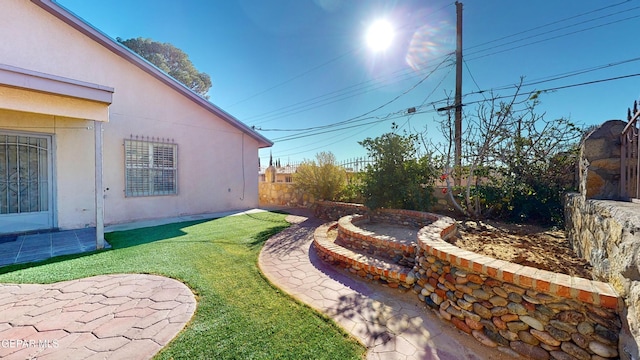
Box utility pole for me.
[454,1,463,186]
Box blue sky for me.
[57,0,640,166]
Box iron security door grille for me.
[0,135,49,214]
[125,138,177,197]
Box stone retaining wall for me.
[314,201,626,358]
[336,215,416,267]
[369,208,440,228]
[313,222,416,289]
[258,182,312,207]
[565,193,640,359]
[416,215,622,359]
[315,201,439,227]
[314,200,367,221]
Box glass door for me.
[0,133,53,233]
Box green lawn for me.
[0,211,365,360]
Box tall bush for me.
[359,132,437,211]
[293,152,347,201]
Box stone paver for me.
[259,208,515,360]
[0,274,196,360]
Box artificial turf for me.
[0,211,365,359]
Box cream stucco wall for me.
[0,109,96,229]
[0,1,262,229]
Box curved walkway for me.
[258,208,514,360]
[0,274,196,360]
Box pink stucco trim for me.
[0,63,114,104]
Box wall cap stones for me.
[417,215,622,310]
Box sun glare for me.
[366,19,394,52]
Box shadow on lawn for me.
[106,219,211,249]
[0,249,105,275]
[248,225,291,249]
[0,211,291,276]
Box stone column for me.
[580,120,626,200]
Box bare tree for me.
[424,78,581,224]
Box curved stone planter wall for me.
[336,214,417,266]
[418,215,621,359]
[314,222,416,288]
[312,202,624,359]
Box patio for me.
[0,228,107,267]
[0,209,275,268]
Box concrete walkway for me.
[0,273,196,360]
[258,208,514,360]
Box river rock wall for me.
[565,193,640,359]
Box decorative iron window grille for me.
[124,136,177,197]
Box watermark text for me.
[1,339,59,349]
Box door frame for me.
[0,130,56,234]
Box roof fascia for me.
[30,0,273,148]
[0,63,113,104]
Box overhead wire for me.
[464,55,640,98]
[242,2,458,124]
[250,1,636,126]
[246,51,454,125]
[270,71,640,145]
[258,53,453,133]
[260,1,640,158]
[466,10,640,61]
[466,0,631,51]
[460,72,640,110]
[396,65,454,133]
[463,59,486,100]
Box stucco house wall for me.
[0,0,270,231]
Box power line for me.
[257,53,453,133]
[465,56,640,97]
[226,48,359,108]
[259,2,640,158]
[270,121,383,159]
[461,72,640,109]
[466,10,640,61]
[245,52,454,125]
[246,2,638,126]
[233,2,458,117]
[463,59,486,101]
[466,0,631,51]
[272,109,434,142]
[269,71,640,144]
[250,0,636,125]
[396,65,454,133]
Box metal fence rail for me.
[260,156,375,174]
[621,101,640,200]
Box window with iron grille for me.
[124,138,177,197]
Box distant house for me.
[0,0,272,245]
[259,165,296,183]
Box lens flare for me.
[406,19,454,71]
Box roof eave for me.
[30,0,273,148]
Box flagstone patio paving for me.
[0,228,107,268]
[0,273,196,360]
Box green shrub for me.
[293,152,347,201]
[359,133,437,211]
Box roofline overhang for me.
[0,63,114,104]
[31,0,273,148]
